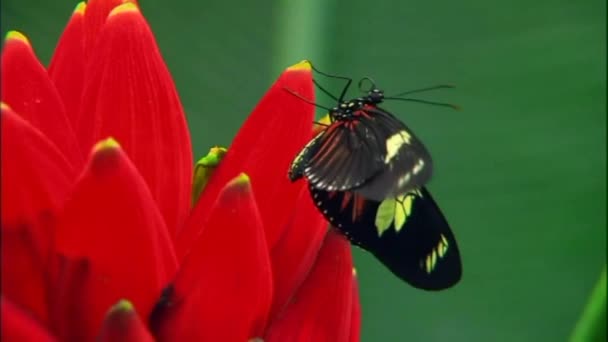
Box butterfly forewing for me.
[288,131,324,181]
[310,185,461,290]
[298,121,386,191]
[351,107,433,201]
[290,105,433,199]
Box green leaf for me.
[570,266,607,342]
[191,146,227,206]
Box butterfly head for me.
[366,88,384,104]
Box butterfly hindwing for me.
[310,185,461,290]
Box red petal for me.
[265,230,354,342]
[54,138,178,341]
[83,0,138,61]
[1,297,55,342]
[1,104,75,326]
[48,2,86,127]
[50,256,91,341]
[77,3,193,236]
[97,300,155,342]
[349,270,361,342]
[178,61,315,258]
[1,31,82,167]
[268,184,328,318]
[152,174,272,341]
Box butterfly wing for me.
[290,106,433,198]
[310,185,461,290]
[288,131,325,181]
[351,106,433,201]
[292,120,387,190]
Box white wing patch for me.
[423,234,450,274]
[384,130,411,164]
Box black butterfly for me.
[288,72,456,201]
[310,185,461,290]
[287,64,461,289]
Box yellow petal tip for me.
[228,173,251,189]
[93,137,121,152]
[74,2,86,15]
[5,31,30,45]
[110,299,134,313]
[109,2,139,17]
[287,60,312,71]
[313,114,332,134]
[0,102,11,111]
[352,267,358,276]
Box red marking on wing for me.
[357,107,374,119]
[339,192,354,211]
[350,194,367,222]
[311,124,342,166]
[346,120,361,130]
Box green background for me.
[2,0,605,340]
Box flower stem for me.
[570,265,606,342]
[271,0,336,77]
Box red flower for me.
[0,0,360,341]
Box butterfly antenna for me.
[358,77,377,93]
[337,78,352,103]
[384,97,461,110]
[309,61,352,82]
[389,84,455,98]
[308,61,353,102]
[313,79,339,102]
[283,87,333,111]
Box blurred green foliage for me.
[2,0,605,340]
[570,267,606,342]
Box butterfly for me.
[287,63,461,289]
[288,71,457,201]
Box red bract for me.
[0,0,361,341]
